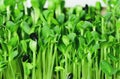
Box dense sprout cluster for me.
[0,0,120,79]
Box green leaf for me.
[8,34,19,47]
[107,53,118,62]
[85,31,93,44]
[76,21,84,31]
[68,33,76,42]
[4,0,15,6]
[78,36,86,46]
[6,21,18,32]
[9,50,18,61]
[108,35,115,42]
[93,43,99,50]
[17,1,24,10]
[58,43,66,54]
[116,19,120,28]
[82,21,93,29]
[0,15,3,25]
[20,21,31,34]
[56,13,65,24]
[55,66,64,71]
[0,61,7,72]
[95,1,102,10]
[75,6,82,14]
[42,24,51,38]
[31,0,46,9]
[23,62,33,75]
[91,31,100,41]
[6,21,15,27]
[31,8,40,24]
[51,18,59,25]
[53,25,60,34]
[0,43,7,52]
[68,14,76,22]
[29,39,37,52]
[14,9,23,21]
[100,60,114,76]
[90,43,100,53]
[0,0,5,11]
[20,40,27,53]
[62,35,70,46]
[43,10,52,20]
[103,12,112,21]
[31,0,40,8]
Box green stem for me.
[104,47,107,60]
[47,43,54,79]
[82,59,87,79]
[87,52,92,79]
[42,49,46,79]
[56,48,59,79]
[23,63,27,79]
[101,47,104,79]
[23,2,28,15]
[73,62,77,79]
[0,72,2,79]
[36,50,42,79]
[50,44,57,79]
[95,50,100,79]
[7,6,10,20]
[9,62,15,79]
[65,54,67,79]
[82,48,88,79]
[78,63,81,79]
[101,17,105,35]
[32,51,36,79]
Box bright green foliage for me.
[0,0,120,79]
[100,60,115,76]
